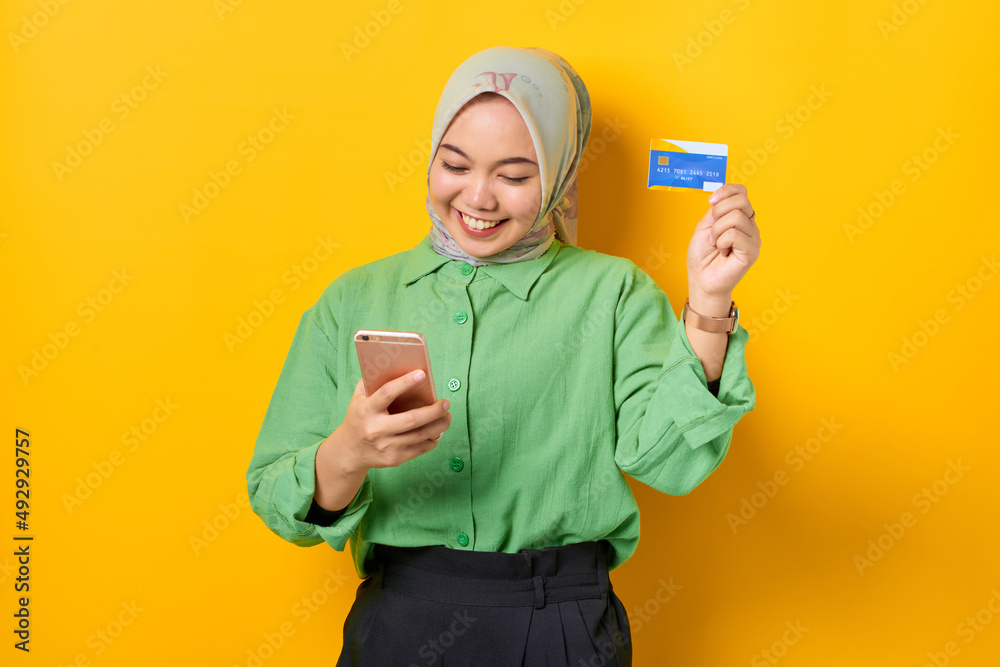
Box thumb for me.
[353,379,367,399]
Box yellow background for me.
[4,0,999,665]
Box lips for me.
[455,207,509,233]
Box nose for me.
[462,173,497,211]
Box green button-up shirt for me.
[247,235,755,579]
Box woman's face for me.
[428,95,543,259]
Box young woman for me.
[247,45,759,666]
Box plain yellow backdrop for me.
[4,0,999,665]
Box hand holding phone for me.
[354,330,437,414]
[324,330,450,473]
[314,330,450,511]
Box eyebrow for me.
[440,143,537,167]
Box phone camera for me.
[361,335,369,341]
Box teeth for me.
[460,211,503,230]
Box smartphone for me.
[354,330,437,414]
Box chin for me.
[458,238,511,259]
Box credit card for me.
[647,139,727,192]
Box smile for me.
[458,209,509,231]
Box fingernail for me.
[708,192,720,205]
[443,400,450,411]
[413,370,425,381]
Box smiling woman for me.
[428,92,543,256]
[247,45,759,667]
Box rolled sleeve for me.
[246,303,373,551]
[613,266,755,495]
[657,320,756,448]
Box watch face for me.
[732,306,739,333]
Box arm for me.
[302,427,369,527]
[613,267,755,495]
[684,289,734,383]
[685,184,761,382]
[246,307,373,549]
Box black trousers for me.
[336,540,632,666]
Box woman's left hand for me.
[686,184,761,307]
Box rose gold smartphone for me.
[354,330,436,415]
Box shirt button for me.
[460,263,474,276]
[447,378,461,391]
[457,532,469,547]
[453,311,468,325]
[450,456,464,472]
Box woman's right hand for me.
[313,370,451,512]
[336,370,452,474]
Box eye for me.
[440,161,466,173]
[501,175,530,185]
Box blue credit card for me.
[647,139,728,192]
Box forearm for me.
[684,288,732,383]
[313,427,368,512]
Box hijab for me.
[425,46,592,266]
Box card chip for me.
[658,156,670,165]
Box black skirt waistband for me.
[370,540,612,609]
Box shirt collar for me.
[402,234,563,301]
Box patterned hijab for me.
[425,46,592,266]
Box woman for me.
[247,45,759,665]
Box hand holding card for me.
[686,183,761,305]
[645,136,760,300]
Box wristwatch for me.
[683,299,739,334]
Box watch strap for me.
[683,299,738,334]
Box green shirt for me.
[247,235,755,579]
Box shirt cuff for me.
[657,322,755,448]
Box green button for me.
[450,456,464,472]
[460,263,474,276]
[447,378,461,391]
[454,311,468,325]
[457,532,469,547]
